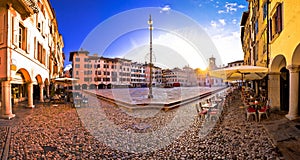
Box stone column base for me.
[27,105,35,108]
[285,114,300,120]
[1,113,16,120]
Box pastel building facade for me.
[162,66,198,87]
[0,0,64,119]
[241,0,300,120]
[70,51,132,89]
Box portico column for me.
[39,84,44,102]
[286,65,300,120]
[46,84,50,98]
[255,81,259,96]
[268,72,281,110]
[1,81,15,119]
[27,82,35,108]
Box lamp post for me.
[148,15,153,99]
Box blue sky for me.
[49,0,248,70]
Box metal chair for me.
[246,107,257,121]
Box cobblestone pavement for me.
[1,88,298,159]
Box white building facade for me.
[0,0,64,119]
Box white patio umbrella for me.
[54,77,79,85]
[209,65,269,81]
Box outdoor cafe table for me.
[202,103,218,109]
[215,98,223,103]
[246,101,261,110]
[74,97,82,107]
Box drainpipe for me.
[266,0,270,99]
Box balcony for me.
[1,0,39,19]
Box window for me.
[37,43,43,63]
[94,77,101,82]
[83,64,92,68]
[254,20,258,35]
[34,37,37,59]
[95,71,101,75]
[18,23,27,51]
[104,71,110,76]
[75,58,80,62]
[263,2,268,20]
[103,78,110,81]
[84,77,91,82]
[270,3,283,40]
[75,64,80,68]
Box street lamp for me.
[148,15,153,99]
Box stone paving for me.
[262,111,300,160]
[1,87,295,159]
[85,87,223,106]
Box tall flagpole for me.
[148,15,153,99]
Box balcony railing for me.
[23,0,39,13]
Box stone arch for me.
[89,84,96,89]
[82,84,88,89]
[268,55,288,111]
[44,78,49,86]
[292,43,300,65]
[16,68,32,82]
[270,54,287,72]
[34,75,44,100]
[288,43,300,119]
[35,75,43,84]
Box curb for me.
[2,126,11,160]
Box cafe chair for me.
[258,106,268,122]
[195,103,207,121]
[208,109,219,121]
[246,107,257,122]
[258,100,270,122]
[82,97,89,107]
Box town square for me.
[1,0,300,159]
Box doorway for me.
[280,67,289,111]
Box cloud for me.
[232,19,237,25]
[225,2,237,12]
[219,19,226,26]
[219,2,246,14]
[238,5,246,9]
[211,20,217,28]
[64,64,72,71]
[218,10,225,14]
[160,5,171,13]
[211,32,244,65]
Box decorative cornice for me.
[268,72,281,75]
[286,65,300,73]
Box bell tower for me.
[208,55,217,70]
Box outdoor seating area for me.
[41,89,89,108]
[241,87,270,122]
[195,88,234,122]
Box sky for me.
[49,0,248,70]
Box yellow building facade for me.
[0,0,64,119]
[241,0,300,120]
